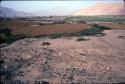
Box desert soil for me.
[1,30,125,84]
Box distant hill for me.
[73,3,125,16]
[0,6,33,17]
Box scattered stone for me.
[106,66,112,70]
[76,37,89,41]
[79,53,86,55]
[41,42,51,46]
[34,80,49,84]
[42,81,49,84]
[1,30,125,83]
[0,43,8,48]
[95,33,105,37]
[62,37,73,40]
[118,36,125,39]
[4,65,7,69]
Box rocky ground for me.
[1,30,125,84]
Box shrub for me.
[77,20,86,24]
[50,32,69,39]
[0,27,27,44]
[49,25,110,39]
[72,27,104,36]
[91,24,111,30]
[0,34,8,43]
[0,27,12,36]
[6,35,27,44]
[91,24,99,27]
[0,27,12,43]
[99,26,111,30]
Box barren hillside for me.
[0,6,33,17]
[74,3,125,16]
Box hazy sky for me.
[0,0,123,14]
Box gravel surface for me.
[1,30,125,84]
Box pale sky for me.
[0,0,124,15]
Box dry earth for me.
[0,21,91,36]
[1,30,125,84]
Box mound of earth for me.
[74,3,125,16]
[1,30,125,84]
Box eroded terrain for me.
[1,30,125,84]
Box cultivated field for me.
[0,21,91,36]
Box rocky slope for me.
[74,3,125,16]
[1,30,125,84]
[0,6,33,17]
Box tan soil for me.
[1,30,125,84]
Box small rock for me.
[118,36,125,39]
[25,54,32,59]
[41,42,51,46]
[80,53,86,55]
[76,37,89,41]
[4,65,7,69]
[106,66,111,70]
[42,81,49,84]
[0,43,8,48]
